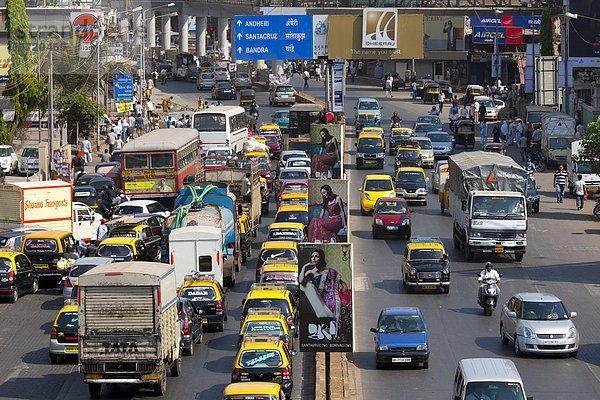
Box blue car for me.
[370,307,429,369]
[272,110,289,132]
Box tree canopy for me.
[578,117,600,174]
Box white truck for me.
[0,181,102,241]
[169,225,224,288]
[448,152,528,262]
[567,140,600,197]
[78,262,182,398]
[540,112,575,168]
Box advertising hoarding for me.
[424,16,465,51]
[332,60,344,113]
[472,26,524,44]
[313,15,328,58]
[307,179,348,243]
[298,243,353,352]
[568,0,600,61]
[309,124,342,180]
[362,8,397,49]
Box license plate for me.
[406,193,417,198]
[35,264,49,269]
[588,187,598,193]
[544,340,560,344]
[494,246,504,253]
[392,357,411,363]
[202,318,208,324]
[386,226,398,230]
[422,285,438,290]
[365,160,375,164]
[65,346,78,353]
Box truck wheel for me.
[242,252,247,263]
[170,357,182,376]
[88,383,101,398]
[515,253,524,262]
[452,229,460,249]
[184,342,193,356]
[154,370,167,395]
[31,278,39,294]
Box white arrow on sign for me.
[237,47,243,54]
[236,19,242,26]
[237,33,242,40]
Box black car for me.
[177,298,203,356]
[388,129,414,155]
[0,253,38,303]
[394,149,422,171]
[211,81,237,100]
[395,169,428,206]
[355,136,385,169]
[382,72,405,91]
[402,259,450,294]
[526,178,540,214]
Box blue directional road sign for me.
[234,15,313,61]
[113,73,134,103]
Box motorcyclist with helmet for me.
[390,112,401,128]
[428,105,440,116]
[98,185,116,217]
[478,261,501,308]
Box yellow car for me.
[0,250,38,303]
[232,335,294,395]
[242,283,297,336]
[238,308,292,350]
[49,302,79,364]
[275,204,308,227]
[267,222,305,242]
[22,230,78,281]
[259,124,282,137]
[278,191,308,209]
[96,236,161,262]
[243,150,270,165]
[256,240,298,282]
[402,237,450,293]
[179,274,227,332]
[362,126,385,136]
[286,136,311,153]
[359,174,396,215]
[395,167,428,206]
[260,260,299,295]
[223,382,286,400]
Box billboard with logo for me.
[362,8,397,49]
[472,26,524,44]
[70,12,103,43]
[568,0,600,60]
[424,16,465,51]
[313,15,328,58]
[309,124,342,179]
[328,15,423,60]
[307,179,348,243]
[298,243,353,352]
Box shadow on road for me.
[194,383,228,400]
[205,355,235,374]
[373,279,402,295]
[206,333,238,352]
[448,307,484,316]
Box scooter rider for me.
[390,112,401,128]
[478,261,501,300]
[98,185,116,216]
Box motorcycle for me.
[593,198,600,220]
[477,276,502,316]
[527,144,546,172]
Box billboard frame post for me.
[325,352,331,399]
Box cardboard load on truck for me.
[448,151,528,200]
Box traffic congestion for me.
[0,58,599,400]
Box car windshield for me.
[521,301,569,320]
[378,314,425,333]
[70,264,100,278]
[359,101,379,110]
[549,137,570,150]
[243,299,290,316]
[180,286,216,302]
[576,163,593,174]
[0,148,11,156]
[276,211,308,225]
[0,257,12,272]
[239,349,283,368]
[375,201,407,214]
[244,321,285,336]
[427,133,451,142]
[478,99,495,107]
[261,249,297,263]
[22,148,38,157]
[465,382,525,400]
[217,82,231,89]
[416,140,432,149]
[97,245,133,259]
[417,116,441,125]
[391,131,411,138]
[472,196,526,219]
[365,179,393,191]
[236,73,249,79]
[410,248,444,260]
[114,205,144,216]
[357,114,378,122]
[358,138,383,148]
[56,312,79,329]
[415,124,436,133]
[24,239,58,253]
[396,172,425,184]
[201,73,213,79]
[280,171,308,180]
[289,160,310,168]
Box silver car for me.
[500,292,579,357]
[425,131,453,159]
[197,72,216,90]
[61,257,113,299]
[18,146,39,175]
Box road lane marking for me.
[584,284,600,296]
[354,276,370,292]
[2,362,28,384]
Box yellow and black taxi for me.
[0,250,38,303]
[244,150,270,165]
[259,124,283,158]
[106,215,165,238]
[223,382,287,400]
[238,308,292,351]
[394,146,423,171]
[267,222,305,243]
[22,230,78,281]
[231,334,294,396]
[96,236,161,262]
[389,127,414,155]
[242,283,298,337]
[355,131,385,169]
[260,260,299,296]
[278,191,308,209]
[49,301,79,364]
[359,174,396,215]
[402,237,450,293]
[260,177,270,215]
[178,274,227,332]
[285,136,311,155]
[238,214,253,263]
[395,167,428,206]
[256,241,298,282]
[274,204,308,227]
[423,82,441,104]
[355,111,380,134]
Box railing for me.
[264,0,554,6]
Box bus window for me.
[150,153,174,169]
[194,114,226,131]
[124,154,148,170]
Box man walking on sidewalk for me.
[553,164,568,203]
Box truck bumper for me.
[468,239,527,254]
[84,377,157,384]
[406,281,450,287]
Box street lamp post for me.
[493,9,503,85]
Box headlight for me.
[357,153,365,158]
[364,193,372,201]
[416,344,428,351]
[567,327,577,339]
[416,188,427,194]
[401,219,410,226]
[378,345,388,351]
[523,327,535,339]
[409,268,417,275]
[396,188,407,195]
[376,153,385,158]
[375,218,383,225]
[442,267,449,274]
[515,232,527,239]
[471,231,482,238]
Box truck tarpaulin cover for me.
[541,113,576,136]
[448,152,528,199]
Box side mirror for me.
[570,311,577,318]
[380,107,383,110]
[357,188,362,192]
[536,186,541,190]
[291,350,298,356]
[527,397,534,400]
[461,200,467,211]
[506,311,517,319]
[242,298,246,306]
[370,327,378,333]
[353,106,357,109]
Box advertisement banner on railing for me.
[470,15,541,31]
[307,179,348,243]
[472,26,524,44]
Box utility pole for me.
[37,32,41,144]
[97,40,101,149]
[48,48,54,181]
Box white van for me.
[169,225,224,288]
[453,358,532,400]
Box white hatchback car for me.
[112,200,170,219]
[500,292,579,357]
[0,145,18,175]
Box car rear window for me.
[56,312,78,329]
[261,272,298,286]
[180,286,216,301]
[243,299,290,316]
[280,171,308,180]
[22,148,38,157]
[97,245,132,258]
[244,321,285,336]
[268,229,302,240]
[24,239,58,253]
[276,86,294,93]
[275,211,308,225]
[239,349,283,368]
[260,249,297,262]
[70,264,99,278]
[0,257,12,272]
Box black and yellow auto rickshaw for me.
[239,89,256,111]
[423,83,441,104]
[453,119,476,148]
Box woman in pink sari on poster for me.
[308,185,347,243]
[311,128,340,179]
